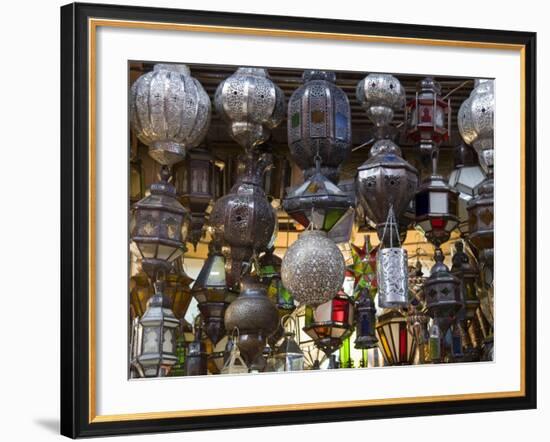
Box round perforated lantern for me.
[356,73,405,128]
[375,310,417,366]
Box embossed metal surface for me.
[356,73,405,128]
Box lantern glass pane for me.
[331,297,349,323]
[287,354,304,371]
[429,192,448,214]
[157,244,177,261]
[416,191,430,216]
[143,327,160,353]
[162,329,175,353]
[139,242,157,259]
[314,302,332,323]
[391,322,400,359]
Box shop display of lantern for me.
[192,243,238,345]
[281,230,345,306]
[174,146,217,247]
[224,276,279,366]
[132,280,180,378]
[354,288,378,349]
[131,166,191,279]
[287,70,351,183]
[272,317,305,372]
[302,291,355,358]
[130,63,211,166]
[208,150,276,289]
[406,77,450,161]
[448,143,486,234]
[283,163,355,231]
[375,309,417,366]
[214,67,285,150]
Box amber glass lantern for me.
[375,310,417,366]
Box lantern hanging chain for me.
[352,122,405,152]
[379,204,401,249]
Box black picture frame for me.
[60,2,537,438]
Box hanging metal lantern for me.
[283,164,355,231]
[415,174,459,247]
[192,243,238,345]
[131,166,191,279]
[281,230,345,306]
[288,70,351,183]
[375,309,417,366]
[451,240,480,324]
[130,63,211,166]
[170,319,195,377]
[347,235,378,295]
[132,280,180,377]
[356,73,405,129]
[184,325,208,376]
[354,288,378,349]
[448,143,486,234]
[424,248,462,335]
[356,139,419,242]
[406,77,450,159]
[458,79,494,175]
[215,67,285,150]
[376,207,409,308]
[174,146,217,248]
[208,150,276,289]
[272,317,305,372]
[224,276,279,366]
[467,177,494,252]
[303,291,354,358]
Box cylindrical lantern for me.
[133,280,180,377]
[130,63,211,166]
[288,70,351,183]
[375,310,417,366]
[215,67,285,150]
[130,166,191,279]
[281,230,345,306]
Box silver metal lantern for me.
[281,230,345,306]
[130,63,211,166]
[356,73,405,128]
[214,67,285,150]
[287,70,352,183]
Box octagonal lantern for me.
[356,73,405,128]
[288,70,351,183]
[130,63,211,166]
[215,67,285,150]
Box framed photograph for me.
[60,2,537,438]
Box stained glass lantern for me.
[303,291,354,358]
[355,288,378,349]
[287,70,351,183]
[131,166,191,279]
[174,146,216,248]
[130,63,211,166]
[192,243,238,345]
[424,248,462,335]
[375,309,417,366]
[133,280,180,377]
[259,251,295,317]
[214,67,285,150]
[406,77,450,160]
[283,165,355,232]
[415,174,459,247]
[448,143,486,234]
[224,276,279,366]
[170,319,194,377]
[208,150,276,289]
[185,325,208,376]
[281,230,345,306]
[273,317,305,372]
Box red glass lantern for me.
[375,310,417,365]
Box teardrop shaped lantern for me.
[215,67,285,150]
[130,63,211,166]
[281,230,345,306]
[288,70,351,183]
[356,73,405,128]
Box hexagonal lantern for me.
[288,70,351,183]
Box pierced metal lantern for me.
[215,67,285,150]
[283,166,355,231]
[375,310,417,366]
[224,276,279,366]
[130,63,211,166]
[424,248,462,334]
[133,280,180,377]
[303,291,354,357]
[288,70,351,183]
[131,167,191,279]
[467,177,494,252]
[192,244,238,345]
[356,73,405,128]
[174,147,217,248]
[208,150,276,289]
[356,139,419,242]
[281,230,345,306]
[415,174,459,247]
[355,288,378,349]
[448,143,486,234]
[458,80,494,175]
[406,77,450,159]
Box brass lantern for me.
[131,166,191,279]
[375,310,417,366]
[287,70,351,183]
[132,280,180,377]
